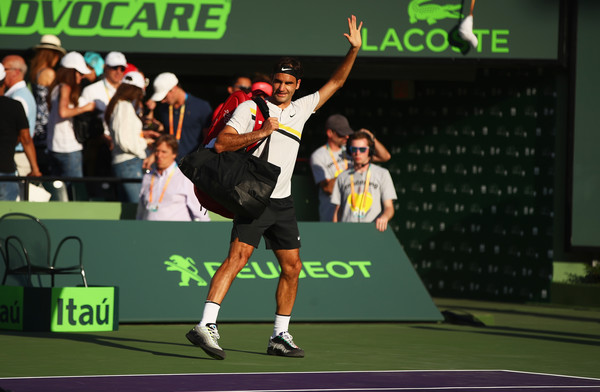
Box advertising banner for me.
[4,221,442,323]
[0,0,560,60]
[0,286,119,331]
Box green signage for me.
[13,221,442,323]
[0,0,231,39]
[164,256,373,285]
[0,0,560,59]
[0,286,118,332]
[50,287,118,332]
[0,286,24,331]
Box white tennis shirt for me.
[227,92,320,199]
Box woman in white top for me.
[46,51,95,179]
[104,71,159,202]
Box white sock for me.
[198,301,220,327]
[273,314,291,337]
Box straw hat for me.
[34,35,67,55]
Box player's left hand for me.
[344,15,363,49]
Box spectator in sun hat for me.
[104,71,160,203]
[28,34,66,173]
[45,52,95,190]
[34,34,67,55]
[80,51,129,179]
[150,72,212,162]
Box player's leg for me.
[263,197,305,357]
[206,238,255,304]
[187,211,267,359]
[273,248,302,316]
[186,239,255,360]
[267,247,304,357]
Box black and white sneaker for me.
[186,323,226,360]
[267,331,305,357]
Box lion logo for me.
[164,255,208,287]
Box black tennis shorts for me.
[231,196,301,250]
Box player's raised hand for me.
[344,15,363,49]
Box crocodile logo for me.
[408,0,463,25]
[164,255,208,287]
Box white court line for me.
[502,369,600,381]
[182,387,600,392]
[1,369,599,385]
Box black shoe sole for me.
[267,346,305,358]
[186,329,226,360]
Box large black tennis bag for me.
[179,138,280,220]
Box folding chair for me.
[0,212,88,287]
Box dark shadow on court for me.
[439,304,600,323]
[0,330,211,360]
[411,325,600,347]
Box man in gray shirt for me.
[331,130,397,232]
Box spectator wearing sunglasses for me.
[310,114,391,221]
[331,130,396,232]
[80,51,128,179]
[81,51,127,122]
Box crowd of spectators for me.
[1,35,395,229]
[0,35,215,219]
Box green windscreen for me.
[570,0,600,248]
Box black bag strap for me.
[252,96,270,120]
[247,96,271,159]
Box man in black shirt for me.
[0,63,41,200]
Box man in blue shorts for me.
[186,15,363,360]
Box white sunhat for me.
[34,34,66,55]
[122,71,146,91]
[150,72,178,101]
[60,51,91,74]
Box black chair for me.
[0,212,88,287]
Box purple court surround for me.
[1,370,600,392]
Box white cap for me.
[151,72,178,101]
[60,51,91,74]
[105,51,127,67]
[122,71,146,91]
[0,63,5,80]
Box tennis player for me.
[185,15,363,360]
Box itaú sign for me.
[0,0,231,39]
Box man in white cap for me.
[310,114,391,221]
[0,63,41,200]
[2,55,38,178]
[150,72,212,162]
[81,51,128,178]
[81,51,127,126]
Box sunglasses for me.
[108,65,126,72]
[349,146,369,154]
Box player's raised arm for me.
[316,15,363,111]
